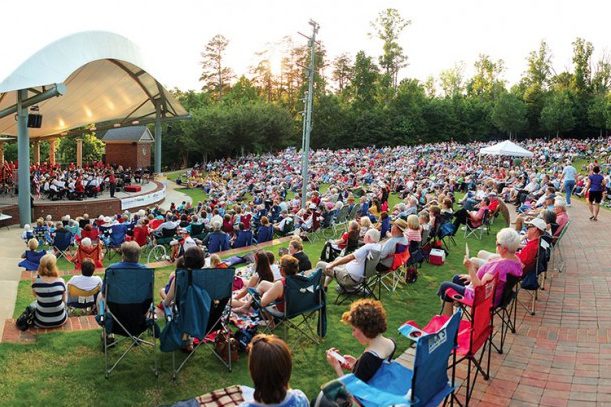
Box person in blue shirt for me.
[561,160,577,206]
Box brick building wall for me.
[105,143,151,170]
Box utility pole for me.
[300,19,319,209]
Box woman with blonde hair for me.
[31,254,67,328]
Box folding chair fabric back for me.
[109,224,128,247]
[104,267,154,336]
[335,206,350,225]
[105,267,154,304]
[190,223,206,237]
[470,278,496,353]
[234,230,252,248]
[498,274,520,309]
[180,267,235,333]
[53,230,72,251]
[284,268,324,319]
[412,310,462,406]
[68,283,101,308]
[76,244,103,268]
[363,250,382,280]
[390,243,410,270]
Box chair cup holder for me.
[452,294,464,300]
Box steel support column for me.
[17,90,31,226]
[154,101,162,174]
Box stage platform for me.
[0,180,167,224]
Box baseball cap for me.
[525,218,546,232]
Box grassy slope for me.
[2,192,498,407]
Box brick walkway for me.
[459,200,610,406]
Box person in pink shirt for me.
[437,228,523,314]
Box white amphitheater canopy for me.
[478,140,533,158]
[0,31,189,225]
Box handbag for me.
[214,334,239,363]
[16,305,36,331]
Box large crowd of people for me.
[15,135,610,406]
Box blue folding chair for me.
[18,249,46,271]
[254,268,326,349]
[162,267,235,379]
[52,229,73,261]
[97,266,157,378]
[233,230,253,248]
[337,310,462,407]
[106,223,129,260]
[256,225,274,243]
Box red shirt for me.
[517,237,539,274]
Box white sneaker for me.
[566,204,572,207]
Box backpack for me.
[404,265,418,284]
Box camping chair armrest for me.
[162,302,173,321]
[97,300,105,322]
[444,288,473,307]
[399,321,425,341]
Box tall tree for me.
[592,54,611,94]
[520,41,553,136]
[439,63,465,98]
[466,54,505,99]
[572,37,593,93]
[348,51,380,109]
[370,8,410,90]
[540,91,575,137]
[200,34,234,99]
[492,92,527,139]
[331,53,354,93]
[588,93,608,137]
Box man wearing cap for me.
[317,228,381,292]
[376,218,410,272]
[473,217,544,274]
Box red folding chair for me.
[404,278,496,406]
[377,243,410,295]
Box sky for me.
[1,0,610,92]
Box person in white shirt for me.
[67,259,103,293]
[317,229,381,291]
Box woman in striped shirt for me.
[31,254,67,328]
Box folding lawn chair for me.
[162,267,235,379]
[18,249,46,271]
[377,243,410,295]
[517,234,551,316]
[97,266,157,378]
[105,224,129,261]
[333,310,462,407]
[491,274,520,354]
[255,268,326,349]
[52,229,73,261]
[464,209,490,240]
[189,223,207,240]
[67,283,101,314]
[551,220,570,273]
[331,205,350,235]
[404,278,496,406]
[335,250,381,305]
[73,242,104,269]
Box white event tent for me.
[478,140,533,158]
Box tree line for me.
[7,9,610,168]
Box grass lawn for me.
[2,193,499,406]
